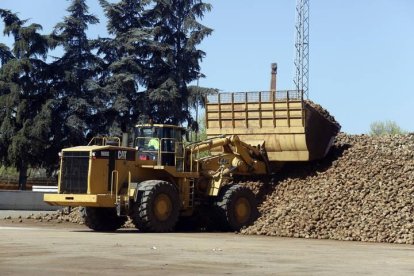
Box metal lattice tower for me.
[294,0,310,99]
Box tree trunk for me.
[18,162,28,190]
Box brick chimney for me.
[270,63,277,92]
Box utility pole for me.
[294,0,310,99]
[195,76,200,141]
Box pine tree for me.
[0,9,52,189]
[98,0,152,134]
[98,0,212,130]
[49,0,101,147]
[144,0,212,125]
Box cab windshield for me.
[134,126,185,148]
[133,126,186,167]
[136,127,157,139]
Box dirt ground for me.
[1,219,414,275]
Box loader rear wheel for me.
[131,180,180,232]
[84,207,126,232]
[215,184,259,231]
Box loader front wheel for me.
[131,180,180,232]
[84,207,126,232]
[215,185,259,231]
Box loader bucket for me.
[205,91,340,162]
[304,102,341,160]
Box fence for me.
[0,177,57,191]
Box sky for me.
[0,0,413,134]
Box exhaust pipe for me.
[122,133,128,147]
[270,63,277,92]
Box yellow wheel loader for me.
[45,124,270,232]
[45,89,340,232]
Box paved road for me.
[1,223,414,275]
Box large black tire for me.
[215,184,259,231]
[84,207,127,232]
[131,180,180,232]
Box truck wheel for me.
[131,180,180,232]
[84,207,126,232]
[215,184,259,231]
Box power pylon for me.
[294,0,310,99]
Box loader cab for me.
[134,124,186,167]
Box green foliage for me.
[0,166,18,177]
[369,120,406,136]
[144,0,213,126]
[49,0,101,146]
[191,115,207,142]
[0,9,52,188]
[0,2,214,186]
[187,85,218,132]
[98,0,213,133]
[0,43,13,65]
[97,0,151,134]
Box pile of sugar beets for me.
[242,103,414,244]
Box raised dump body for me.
[205,91,340,162]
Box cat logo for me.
[117,150,127,160]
